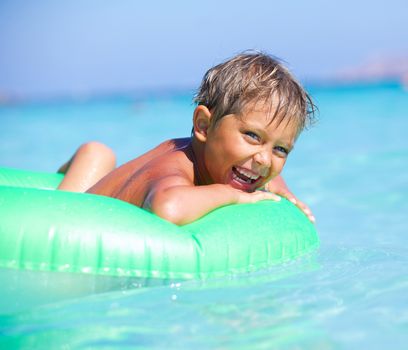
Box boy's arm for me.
[142,174,281,225]
[265,175,315,223]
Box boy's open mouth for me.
[232,166,261,184]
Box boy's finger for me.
[264,192,281,201]
[273,192,316,224]
[296,201,316,223]
[298,202,312,215]
[257,188,281,201]
[261,192,315,222]
[279,191,297,205]
[266,188,294,203]
[288,196,297,204]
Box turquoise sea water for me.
[0,82,407,349]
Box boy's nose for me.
[253,151,271,177]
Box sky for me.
[0,0,407,99]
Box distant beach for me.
[334,55,408,85]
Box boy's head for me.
[194,51,316,134]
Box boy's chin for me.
[228,176,260,193]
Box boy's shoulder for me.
[111,137,193,177]
[137,137,191,166]
[87,138,194,202]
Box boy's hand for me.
[264,176,316,223]
[235,189,282,204]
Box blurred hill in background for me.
[335,55,408,84]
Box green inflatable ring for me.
[0,167,319,280]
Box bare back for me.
[87,138,194,206]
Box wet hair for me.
[194,51,316,133]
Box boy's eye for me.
[274,146,289,157]
[244,131,261,142]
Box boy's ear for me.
[193,105,212,142]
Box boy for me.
[58,52,316,225]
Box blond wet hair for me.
[194,51,316,132]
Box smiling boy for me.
[58,52,316,225]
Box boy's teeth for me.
[232,167,260,184]
[236,167,258,180]
[233,172,250,184]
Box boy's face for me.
[201,107,298,192]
